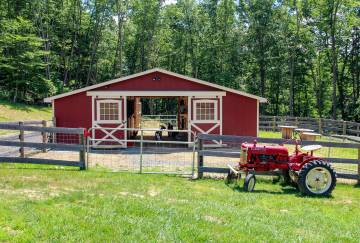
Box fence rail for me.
[0,123,85,169]
[260,115,360,137]
[197,133,360,183]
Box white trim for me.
[219,95,223,136]
[193,99,218,123]
[44,68,266,102]
[92,123,126,147]
[190,122,221,145]
[87,91,226,97]
[51,100,55,124]
[124,96,127,148]
[187,96,191,144]
[91,96,95,140]
[95,99,122,124]
[257,99,259,137]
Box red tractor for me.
[227,141,336,196]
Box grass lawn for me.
[0,100,51,122]
[0,166,359,242]
[0,100,52,135]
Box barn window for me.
[97,100,121,122]
[194,100,217,122]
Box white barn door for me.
[91,96,127,148]
[189,96,222,145]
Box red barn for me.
[44,68,266,146]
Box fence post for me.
[41,120,47,152]
[197,138,204,179]
[357,124,359,137]
[139,130,143,174]
[343,121,347,135]
[19,121,24,158]
[358,148,360,185]
[79,132,86,170]
[295,117,299,127]
[272,116,276,132]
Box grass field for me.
[0,100,51,122]
[0,166,359,242]
[0,100,52,135]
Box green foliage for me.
[0,0,358,120]
[0,17,55,103]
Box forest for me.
[0,0,359,120]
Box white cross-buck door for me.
[189,97,222,145]
[92,97,127,148]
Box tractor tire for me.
[298,160,336,196]
[281,170,298,188]
[243,174,256,192]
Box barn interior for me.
[126,96,189,142]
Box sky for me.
[164,0,177,5]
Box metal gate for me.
[86,127,196,175]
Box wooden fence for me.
[260,115,360,137]
[0,123,86,169]
[197,134,360,184]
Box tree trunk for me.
[330,0,340,119]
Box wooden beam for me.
[0,124,84,134]
[198,167,229,173]
[19,121,24,158]
[197,134,360,149]
[197,139,204,178]
[0,140,83,151]
[327,158,360,164]
[337,173,359,180]
[0,157,80,167]
[199,150,240,158]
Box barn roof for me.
[44,68,267,103]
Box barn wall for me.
[54,92,92,129]
[222,92,258,136]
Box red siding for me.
[93,71,220,91]
[222,92,258,136]
[54,92,92,129]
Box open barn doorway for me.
[126,96,189,142]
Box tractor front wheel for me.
[298,160,336,196]
[281,169,298,188]
[243,174,256,192]
[225,170,239,184]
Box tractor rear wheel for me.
[243,174,256,192]
[298,160,336,196]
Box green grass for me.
[0,166,359,242]
[0,100,51,135]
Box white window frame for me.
[96,99,122,124]
[193,99,218,123]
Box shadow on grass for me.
[225,181,335,198]
[228,183,298,195]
